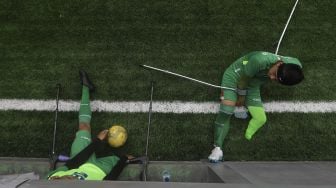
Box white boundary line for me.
[0,99,335,113]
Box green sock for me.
[79,86,92,124]
[214,104,234,148]
[245,106,267,140]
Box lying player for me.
[47,70,132,180]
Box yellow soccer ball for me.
[108,125,127,148]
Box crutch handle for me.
[58,155,70,162]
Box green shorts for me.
[245,88,263,107]
[221,74,263,108]
[71,130,120,174]
[245,78,264,107]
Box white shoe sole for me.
[208,157,223,163]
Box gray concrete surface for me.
[1,158,336,188]
[18,180,336,188]
[223,161,336,186]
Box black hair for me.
[277,64,304,86]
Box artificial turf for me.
[0,0,335,101]
[1,111,335,161]
[0,0,335,160]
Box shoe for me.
[79,70,95,92]
[208,146,223,163]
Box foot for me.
[79,70,95,92]
[208,146,223,163]
[245,130,253,140]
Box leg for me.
[245,106,266,140]
[78,84,92,130]
[209,89,237,162]
[70,71,95,158]
[214,102,235,148]
[78,70,95,128]
[245,87,266,140]
[70,130,92,158]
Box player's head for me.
[268,61,304,85]
[277,63,304,85]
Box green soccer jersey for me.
[49,163,106,180]
[222,51,302,90]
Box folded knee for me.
[248,106,267,125]
[253,114,267,125]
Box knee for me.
[248,106,267,125]
[252,113,267,125]
[219,100,235,114]
[79,123,91,131]
[221,99,236,107]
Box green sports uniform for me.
[214,51,302,148]
[47,86,120,180]
[48,130,120,180]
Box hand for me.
[236,95,246,107]
[126,155,135,160]
[97,129,108,141]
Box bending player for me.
[208,51,304,162]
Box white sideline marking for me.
[0,99,335,113]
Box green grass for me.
[1,111,335,161]
[0,0,335,101]
[0,0,335,160]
